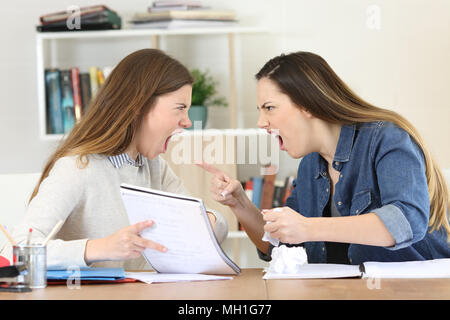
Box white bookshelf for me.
[35,26,267,141]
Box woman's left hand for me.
[262,207,310,244]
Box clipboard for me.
[120,183,240,275]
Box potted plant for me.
[188,69,227,130]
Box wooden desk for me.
[1,269,449,300]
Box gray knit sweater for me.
[1,154,228,270]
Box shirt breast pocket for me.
[350,190,372,215]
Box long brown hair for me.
[256,51,449,238]
[30,48,193,202]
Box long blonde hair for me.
[30,49,193,202]
[256,51,449,238]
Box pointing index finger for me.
[195,161,224,178]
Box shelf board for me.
[36,25,268,40]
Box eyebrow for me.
[257,101,273,110]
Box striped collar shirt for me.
[108,153,144,169]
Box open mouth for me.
[269,129,286,151]
[163,128,184,152]
[277,135,286,151]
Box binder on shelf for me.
[44,69,64,134]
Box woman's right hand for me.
[196,162,246,208]
[84,220,167,264]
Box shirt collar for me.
[314,124,356,178]
[108,153,144,169]
[333,124,356,162]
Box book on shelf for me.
[79,73,92,113]
[272,180,285,208]
[151,1,203,8]
[44,66,112,134]
[89,67,99,97]
[40,5,111,24]
[132,9,236,22]
[60,70,76,133]
[130,3,237,29]
[130,19,237,29]
[251,176,263,210]
[260,166,277,210]
[45,70,64,134]
[70,67,83,123]
[37,5,121,32]
[282,176,295,205]
[148,0,204,12]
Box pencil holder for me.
[13,244,47,288]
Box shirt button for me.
[349,258,353,264]
[335,161,339,166]
[340,174,343,178]
[326,188,329,192]
[322,247,325,252]
[338,201,343,206]
[355,209,359,214]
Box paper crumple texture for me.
[262,229,280,246]
[261,208,281,246]
[267,245,308,274]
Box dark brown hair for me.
[30,48,194,202]
[256,51,449,237]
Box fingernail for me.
[162,247,168,252]
[221,191,228,198]
[148,219,153,224]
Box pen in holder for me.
[13,244,47,289]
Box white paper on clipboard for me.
[120,183,240,275]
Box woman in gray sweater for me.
[1,49,227,270]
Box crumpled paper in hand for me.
[261,208,281,246]
[262,228,280,247]
[267,245,308,274]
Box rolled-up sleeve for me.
[371,124,430,250]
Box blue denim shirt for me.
[258,121,450,264]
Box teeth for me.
[171,128,184,135]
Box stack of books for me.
[37,5,121,32]
[45,66,113,134]
[238,166,296,231]
[129,0,237,29]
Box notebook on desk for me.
[120,183,240,275]
[263,258,450,279]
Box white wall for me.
[1,0,449,175]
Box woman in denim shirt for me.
[199,51,450,264]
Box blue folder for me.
[47,268,125,281]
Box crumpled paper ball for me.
[267,245,308,274]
